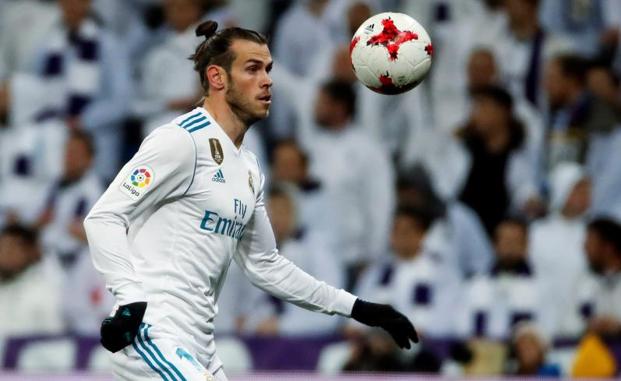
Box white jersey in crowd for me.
[41,170,103,261]
[0,257,64,336]
[353,252,460,338]
[454,264,551,340]
[84,108,356,375]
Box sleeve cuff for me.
[333,290,357,317]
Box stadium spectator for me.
[467,49,545,172]
[353,206,460,338]
[133,0,205,136]
[397,166,493,279]
[539,0,621,60]
[584,64,621,221]
[494,0,571,111]
[0,121,64,227]
[269,0,332,138]
[457,85,538,236]
[529,162,591,339]
[435,48,546,217]
[89,0,158,66]
[544,54,621,171]
[342,328,443,373]
[0,0,58,79]
[272,67,395,289]
[306,41,427,167]
[505,322,561,376]
[587,63,621,108]
[474,49,547,218]
[455,217,548,340]
[584,217,621,338]
[6,0,131,179]
[36,130,102,270]
[270,139,338,250]
[0,224,63,336]
[401,0,508,134]
[272,0,331,79]
[274,3,430,171]
[342,329,409,372]
[27,129,110,333]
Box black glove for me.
[100,302,147,353]
[351,299,419,349]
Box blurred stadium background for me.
[1,0,621,379]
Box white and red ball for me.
[350,12,432,95]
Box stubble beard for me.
[226,81,268,127]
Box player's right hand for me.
[350,298,419,349]
[100,302,147,353]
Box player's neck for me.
[202,98,247,148]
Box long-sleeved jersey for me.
[84,107,356,370]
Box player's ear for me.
[206,65,226,91]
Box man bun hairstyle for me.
[195,20,218,39]
[190,20,268,95]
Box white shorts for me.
[110,323,227,381]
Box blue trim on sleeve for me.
[178,112,202,127]
[187,120,211,133]
[182,116,207,129]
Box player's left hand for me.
[350,298,419,349]
[100,302,147,352]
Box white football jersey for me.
[84,107,356,371]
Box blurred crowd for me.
[1,0,621,377]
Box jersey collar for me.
[195,107,242,156]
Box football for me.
[350,12,433,95]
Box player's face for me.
[226,40,273,125]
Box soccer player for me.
[84,21,418,381]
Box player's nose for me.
[261,71,273,88]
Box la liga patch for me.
[119,165,154,200]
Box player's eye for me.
[246,65,259,73]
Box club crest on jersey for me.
[119,165,153,200]
[209,138,224,164]
[248,171,255,193]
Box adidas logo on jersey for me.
[212,169,225,183]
